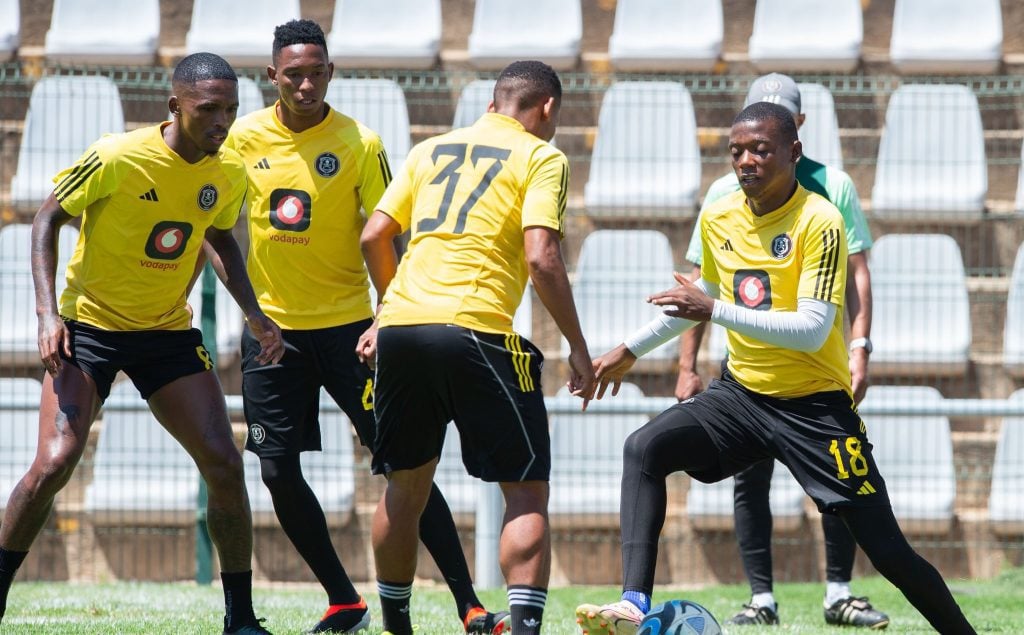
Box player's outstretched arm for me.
[524,226,596,407]
[31,194,74,376]
[592,344,637,401]
[676,266,707,400]
[204,226,284,364]
[357,210,402,367]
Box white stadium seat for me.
[44,0,159,64]
[860,386,956,534]
[607,0,722,72]
[467,0,581,71]
[244,388,356,524]
[566,230,678,363]
[0,378,43,512]
[748,0,862,72]
[687,461,805,531]
[452,79,496,130]
[187,276,245,365]
[1003,244,1024,378]
[871,84,987,220]
[10,75,125,210]
[186,0,300,67]
[584,81,701,217]
[796,83,844,171]
[0,223,80,365]
[890,0,1002,74]
[236,77,265,117]
[85,382,199,524]
[549,383,647,516]
[0,0,20,59]
[329,0,440,69]
[513,283,533,341]
[989,390,1024,535]
[869,234,971,376]
[325,79,411,174]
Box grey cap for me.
[743,73,801,116]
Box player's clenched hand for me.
[355,320,378,370]
[38,312,70,377]
[647,271,714,321]
[675,369,703,401]
[592,344,637,401]
[849,347,869,405]
[247,312,284,365]
[566,346,597,410]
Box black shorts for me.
[372,324,550,482]
[60,318,213,401]
[677,371,890,513]
[241,319,376,457]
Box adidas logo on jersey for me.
[720,239,733,251]
[139,188,159,202]
[856,481,877,495]
[254,158,271,170]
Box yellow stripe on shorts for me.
[504,333,534,392]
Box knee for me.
[258,457,302,494]
[29,452,80,494]
[622,428,647,468]
[197,444,245,492]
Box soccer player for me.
[0,53,283,634]
[219,19,507,634]
[359,60,596,635]
[575,102,975,635]
[676,74,884,628]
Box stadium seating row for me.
[0,0,1006,73]
[1,224,1020,381]
[4,75,1005,221]
[1,379,1020,534]
[573,231,1024,378]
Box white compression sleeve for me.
[623,278,720,358]
[710,297,836,352]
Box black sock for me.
[377,580,413,635]
[260,455,359,605]
[419,483,481,621]
[508,585,546,635]
[221,570,256,631]
[0,549,28,621]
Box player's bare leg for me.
[149,371,265,632]
[373,459,438,635]
[0,369,101,622]
[1,369,100,549]
[500,481,550,635]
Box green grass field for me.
[2,568,1021,633]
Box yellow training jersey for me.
[377,113,568,333]
[700,185,850,398]
[224,104,391,330]
[55,123,246,331]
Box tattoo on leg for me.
[55,405,80,435]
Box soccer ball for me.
[637,599,722,635]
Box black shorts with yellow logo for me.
[372,323,550,483]
[241,319,376,457]
[681,371,890,513]
[60,318,214,401]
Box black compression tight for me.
[260,454,360,605]
[838,506,975,634]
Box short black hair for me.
[273,19,328,60]
[493,60,562,111]
[172,52,237,85]
[733,101,798,145]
